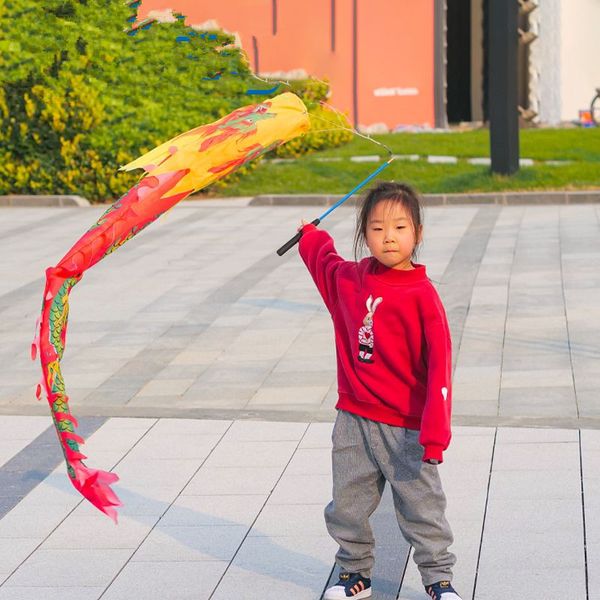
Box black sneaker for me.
[425,580,462,600]
[323,572,372,599]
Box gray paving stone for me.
[183,467,284,496]
[203,440,299,469]
[131,524,248,562]
[124,433,222,461]
[453,380,499,402]
[284,448,332,475]
[489,467,581,500]
[0,587,104,600]
[0,537,43,582]
[43,514,156,549]
[101,560,228,600]
[154,364,210,380]
[249,503,327,537]
[226,419,307,441]
[114,458,202,490]
[210,535,336,600]
[160,494,267,527]
[110,395,191,412]
[247,385,330,407]
[498,386,577,418]
[475,429,585,599]
[3,548,132,587]
[261,369,336,387]
[137,378,195,397]
[469,285,508,306]
[198,363,272,386]
[175,395,251,410]
[181,383,259,405]
[497,427,577,443]
[269,473,332,505]
[90,488,165,520]
[152,418,231,435]
[500,368,573,388]
[272,355,337,373]
[492,440,580,472]
[299,422,334,448]
[500,350,571,371]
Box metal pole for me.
[434,0,448,129]
[489,0,519,175]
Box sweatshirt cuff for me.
[423,444,444,463]
[301,223,318,234]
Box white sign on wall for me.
[373,87,419,97]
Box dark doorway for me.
[446,0,472,122]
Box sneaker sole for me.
[323,588,372,599]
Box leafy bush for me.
[0,0,351,201]
[272,79,353,158]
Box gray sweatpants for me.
[325,410,456,586]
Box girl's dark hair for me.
[353,181,423,261]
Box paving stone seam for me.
[577,430,591,599]
[497,207,526,418]
[97,420,235,599]
[470,428,498,600]
[558,206,582,419]
[398,549,412,598]
[0,416,107,521]
[205,423,311,600]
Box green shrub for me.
[0,0,351,201]
[270,78,353,158]
[273,102,353,158]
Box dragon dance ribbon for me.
[31,92,310,522]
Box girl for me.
[298,182,461,600]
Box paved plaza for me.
[0,200,599,599]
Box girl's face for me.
[365,200,422,270]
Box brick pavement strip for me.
[3,203,598,427]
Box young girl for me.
[298,182,461,600]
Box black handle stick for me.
[276,218,321,256]
[275,158,394,257]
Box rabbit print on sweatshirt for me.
[357,295,382,363]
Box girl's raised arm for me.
[298,224,345,314]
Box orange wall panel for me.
[137,0,435,128]
[357,0,435,127]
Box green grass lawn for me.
[219,128,600,196]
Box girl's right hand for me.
[298,219,308,232]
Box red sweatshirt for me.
[299,225,452,463]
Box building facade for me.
[138,0,600,128]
